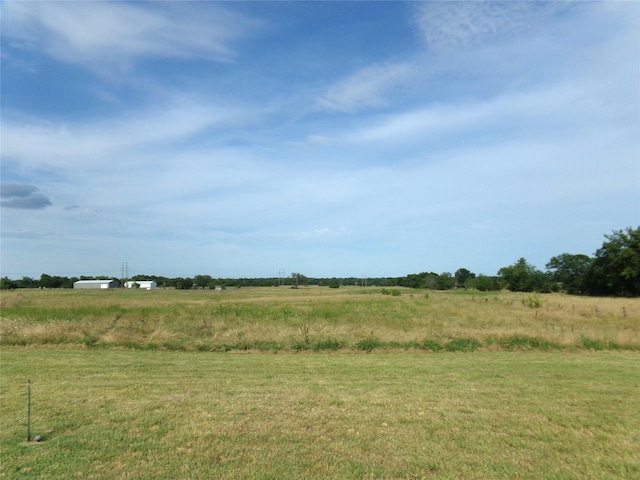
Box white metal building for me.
[73,279,120,289]
[124,280,157,290]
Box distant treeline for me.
[2,227,638,297]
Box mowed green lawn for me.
[1,348,638,479]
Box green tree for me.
[423,273,441,289]
[291,273,307,289]
[193,275,213,289]
[435,272,455,290]
[39,274,68,289]
[586,227,640,296]
[454,268,475,288]
[467,275,501,291]
[498,258,552,293]
[0,277,17,290]
[402,273,426,288]
[172,277,193,289]
[17,276,38,289]
[546,253,592,295]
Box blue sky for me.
[1,1,638,280]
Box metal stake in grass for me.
[27,380,31,442]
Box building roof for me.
[74,280,117,284]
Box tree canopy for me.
[586,227,640,296]
[546,253,592,295]
[498,258,553,293]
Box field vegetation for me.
[2,288,638,478]
[1,349,638,479]
[1,287,638,352]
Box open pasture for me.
[1,287,638,351]
[1,348,638,479]
[2,289,638,478]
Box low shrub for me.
[312,338,344,351]
[250,341,284,352]
[293,341,311,351]
[356,337,382,352]
[422,339,443,352]
[444,338,481,352]
[381,288,402,296]
[522,295,542,309]
[581,337,606,350]
[497,335,558,351]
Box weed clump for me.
[381,288,401,296]
[522,295,542,308]
[580,337,623,351]
[312,338,344,351]
[492,335,559,351]
[444,338,481,352]
[356,337,382,352]
[422,339,443,352]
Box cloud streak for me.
[1,183,52,210]
[1,99,258,171]
[3,1,260,71]
[416,1,574,52]
[318,62,415,113]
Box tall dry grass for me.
[1,287,638,351]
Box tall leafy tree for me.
[291,273,307,288]
[193,275,213,289]
[498,258,552,293]
[454,268,475,288]
[586,227,640,296]
[468,275,501,291]
[0,277,17,289]
[546,253,592,295]
[435,272,455,290]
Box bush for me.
[522,295,542,308]
[381,288,401,296]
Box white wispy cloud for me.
[2,100,257,170]
[416,1,574,52]
[318,62,415,113]
[344,84,582,147]
[3,1,260,70]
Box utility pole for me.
[121,262,128,287]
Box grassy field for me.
[1,288,639,478]
[1,348,639,479]
[1,287,638,352]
